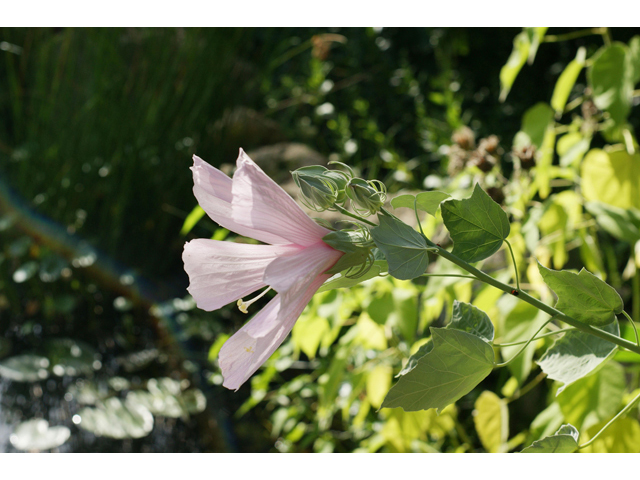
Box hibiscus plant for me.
[182,28,640,453]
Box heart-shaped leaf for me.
[441,184,510,263]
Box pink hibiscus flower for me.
[182,149,343,390]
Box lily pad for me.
[126,377,206,418]
[10,419,71,451]
[76,397,154,439]
[0,355,50,382]
[45,338,101,377]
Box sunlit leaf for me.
[441,184,510,263]
[557,361,625,430]
[585,202,640,244]
[513,102,555,149]
[391,191,451,216]
[0,355,50,382]
[10,419,71,451]
[551,47,586,115]
[370,214,429,280]
[581,417,640,453]
[538,262,623,326]
[474,391,508,453]
[557,131,591,168]
[538,321,619,394]
[628,36,640,84]
[448,300,494,343]
[366,364,392,409]
[180,205,206,236]
[77,397,154,439]
[499,28,548,102]
[588,43,633,126]
[521,424,579,453]
[382,328,494,412]
[581,147,640,210]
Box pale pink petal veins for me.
[247,242,342,337]
[231,149,331,247]
[219,274,329,390]
[191,155,291,245]
[182,239,301,311]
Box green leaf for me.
[551,47,586,115]
[521,424,579,453]
[538,262,623,326]
[499,28,548,102]
[44,338,101,377]
[538,320,619,393]
[397,341,433,376]
[180,205,206,236]
[581,147,640,210]
[628,36,640,85]
[441,184,510,263]
[588,43,633,126]
[448,300,494,343]
[557,361,625,430]
[585,202,640,244]
[474,391,509,453]
[557,131,591,168]
[514,102,555,149]
[499,297,548,384]
[126,378,206,418]
[370,214,430,280]
[382,328,494,412]
[391,191,451,216]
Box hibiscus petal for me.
[231,149,330,247]
[219,274,328,390]
[263,241,342,294]
[182,239,300,311]
[191,155,291,245]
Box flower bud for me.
[346,178,386,216]
[292,166,339,212]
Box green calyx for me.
[291,165,351,212]
[322,229,376,277]
[345,178,386,216]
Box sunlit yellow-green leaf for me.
[292,314,330,360]
[581,147,640,210]
[581,417,640,453]
[367,364,392,409]
[557,361,625,430]
[551,47,586,115]
[180,205,206,236]
[474,391,508,453]
[499,28,548,102]
[391,191,451,216]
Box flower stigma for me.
[237,286,273,314]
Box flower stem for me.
[542,27,607,43]
[424,239,640,355]
[333,204,378,227]
[493,327,575,347]
[494,319,552,368]
[621,310,640,348]
[578,389,640,450]
[505,239,520,292]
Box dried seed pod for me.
[452,126,476,150]
[486,186,505,205]
[513,144,536,170]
